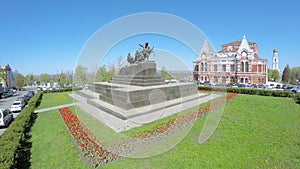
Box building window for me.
[230,76,235,83]
[214,76,218,83]
[241,62,244,72]
[222,76,226,83]
[214,65,218,72]
[230,65,235,72]
[245,78,248,83]
[245,62,249,72]
[201,76,204,81]
[201,62,204,72]
[222,65,226,72]
[194,64,199,71]
[258,78,261,83]
[205,63,208,72]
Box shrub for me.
[42,87,82,93]
[0,91,42,168]
[198,86,299,104]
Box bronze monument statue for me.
[127,42,154,64]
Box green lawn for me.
[36,92,75,110]
[30,94,300,168]
[29,109,90,169]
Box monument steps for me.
[86,92,210,120]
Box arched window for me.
[205,63,208,72]
[201,62,204,72]
[245,62,249,72]
[241,62,244,72]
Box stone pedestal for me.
[109,61,166,86]
[88,61,200,119]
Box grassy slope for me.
[30,94,300,168]
[104,95,300,169]
[29,109,89,169]
[36,92,75,110]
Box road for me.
[0,87,33,136]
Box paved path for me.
[34,103,77,113]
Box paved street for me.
[0,87,34,136]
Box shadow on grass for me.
[13,111,38,169]
[34,93,43,108]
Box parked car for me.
[23,95,30,102]
[11,101,26,112]
[25,91,34,98]
[28,91,35,96]
[0,108,13,127]
[1,93,9,99]
[16,96,28,105]
[19,87,26,91]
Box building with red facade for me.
[193,35,268,84]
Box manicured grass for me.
[29,109,89,169]
[36,92,75,110]
[30,94,300,168]
[103,95,300,168]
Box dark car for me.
[23,95,30,102]
[238,84,246,88]
[25,91,34,99]
[19,87,26,91]
[281,84,287,89]
[16,96,28,105]
[275,84,281,89]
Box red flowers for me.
[59,108,118,167]
[59,93,237,167]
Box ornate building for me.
[193,35,268,84]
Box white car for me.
[11,101,26,112]
[0,108,13,127]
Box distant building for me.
[193,35,268,84]
[0,64,14,89]
[272,48,279,72]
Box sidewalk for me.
[34,103,77,113]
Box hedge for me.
[42,87,82,93]
[0,91,42,168]
[198,86,299,103]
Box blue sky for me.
[0,0,299,75]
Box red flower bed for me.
[108,92,238,156]
[59,93,238,167]
[59,107,118,168]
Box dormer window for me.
[241,51,247,57]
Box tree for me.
[272,69,280,82]
[26,74,34,86]
[268,69,272,80]
[95,66,108,82]
[14,70,25,88]
[39,73,50,84]
[291,67,300,84]
[74,65,87,85]
[94,56,125,82]
[282,65,291,83]
[160,66,172,80]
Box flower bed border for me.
[59,92,238,167]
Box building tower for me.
[272,49,279,71]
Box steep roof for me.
[237,35,251,53]
[199,40,214,54]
